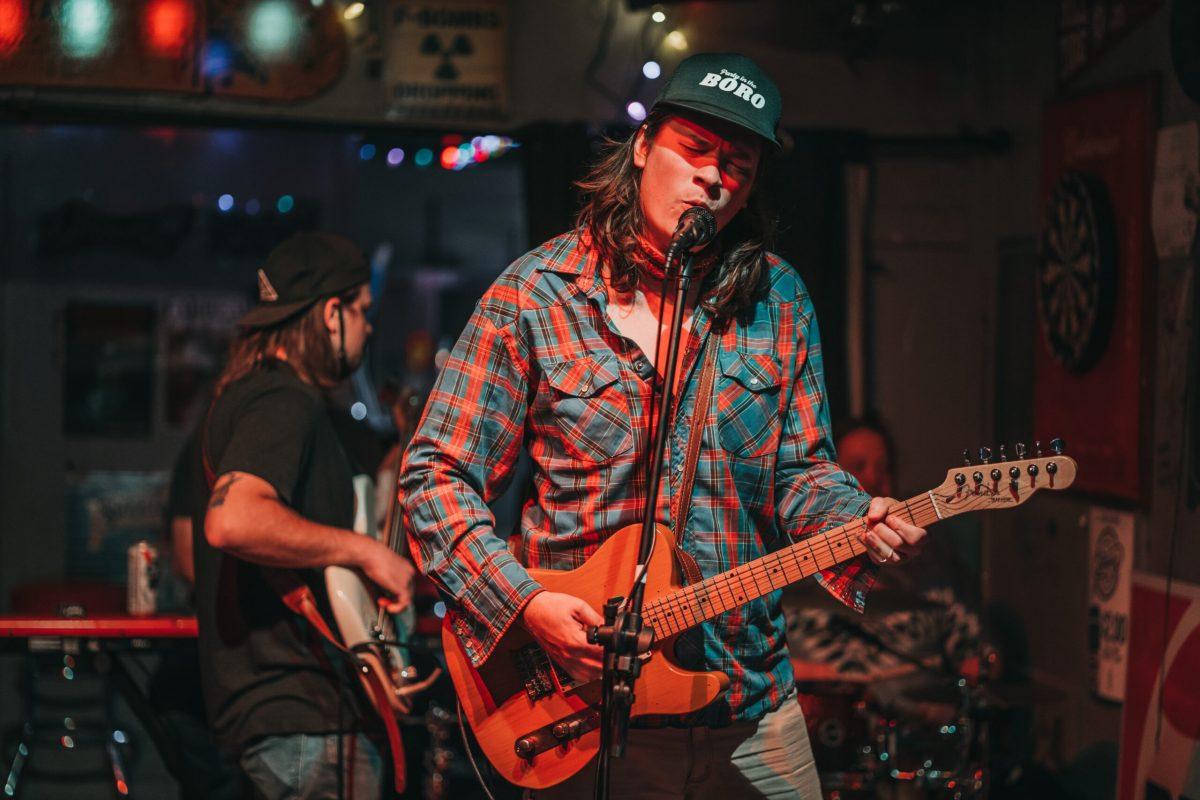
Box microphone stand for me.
[590,241,697,800]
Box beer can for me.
[127,541,159,615]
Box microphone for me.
[669,206,717,250]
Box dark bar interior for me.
[0,1,1195,799]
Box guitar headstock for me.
[931,438,1077,518]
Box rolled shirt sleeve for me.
[774,291,878,612]
[400,305,543,666]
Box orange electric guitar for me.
[443,446,1078,789]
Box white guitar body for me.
[326,474,429,714]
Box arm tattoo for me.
[208,473,243,509]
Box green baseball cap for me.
[651,52,782,149]
[238,232,369,329]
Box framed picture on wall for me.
[63,303,156,438]
[1035,77,1159,504]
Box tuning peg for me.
[979,446,992,465]
[999,444,1008,462]
[962,449,972,466]
[1034,440,1043,457]
[1015,442,1027,459]
[1050,437,1066,455]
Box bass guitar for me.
[443,447,1077,789]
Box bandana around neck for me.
[629,234,721,282]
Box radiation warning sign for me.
[386,0,508,122]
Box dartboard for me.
[1038,171,1117,372]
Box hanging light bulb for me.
[665,30,688,51]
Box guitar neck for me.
[643,492,944,638]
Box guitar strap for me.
[200,396,406,794]
[668,333,719,586]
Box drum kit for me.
[793,593,1062,800]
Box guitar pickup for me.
[513,709,601,760]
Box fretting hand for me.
[859,496,927,565]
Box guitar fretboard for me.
[642,494,944,638]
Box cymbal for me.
[982,681,1067,707]
[791,657,918,685]
[900,682,967,704]
[901,679,1066,707]
[859,590,943,615]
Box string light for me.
[386,147,404,166]
[626,101,646,122]
[342,1,363,20]
[247,0,302,60]
[143,0,193,57]
[0,0,27,56]
[651,8,666,23]
[665,29,687,50]
[61,0,114,58]
[642,60,660,80]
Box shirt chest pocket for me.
[544,353,634,462]
[716,350,782,458]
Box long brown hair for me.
[214,286,361,397]
[574,108,777,320]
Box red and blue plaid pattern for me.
[401,232,875,723]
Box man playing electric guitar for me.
[198,232,415,799]
[401,53,927,798]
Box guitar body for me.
[327,565,417,714]
[441,450,1078,790]
[443,523,729,789]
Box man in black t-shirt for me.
[197,232,414,799]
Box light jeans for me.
[239,732,383,800]
[528,692,821,799]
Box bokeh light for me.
[143,0,193,57]
[61,0,114,59]
[247,0,301,61]
[0,0,28,56]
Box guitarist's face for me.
[632,111,761,255]
[329,284,374,373]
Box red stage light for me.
[0,0,27,56]
[144,0,194,57]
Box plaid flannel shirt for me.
[401,231,875,724]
